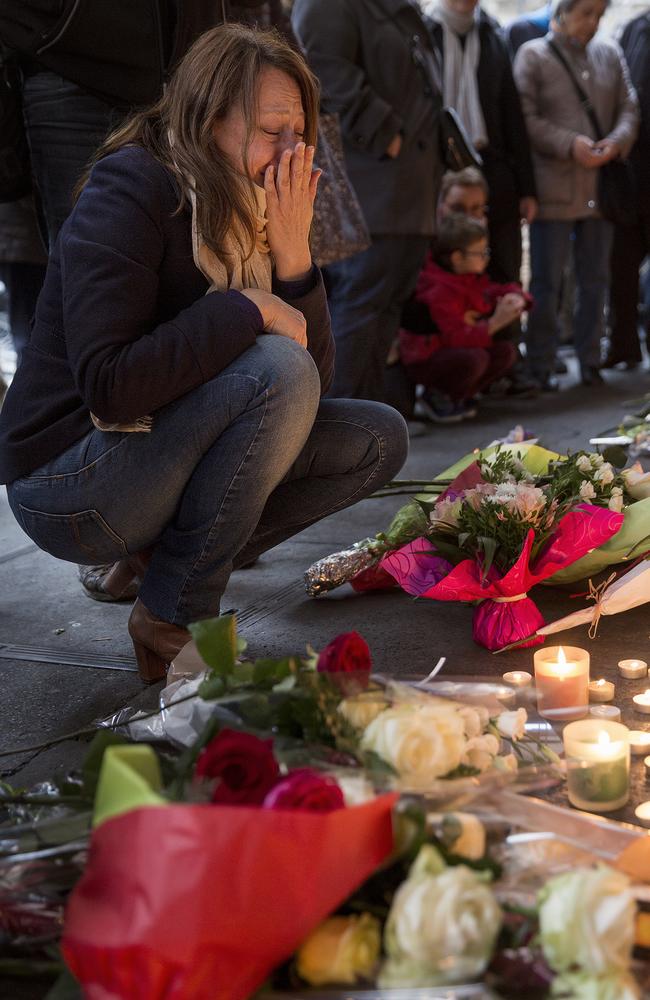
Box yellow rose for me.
[338,694,387,731]
[296,913,381,986]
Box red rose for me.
[263,769,345,812]
[316,631,372,693]
[350,563,399,592]
[194,728,280,805]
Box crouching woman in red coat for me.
[399,214,531,422]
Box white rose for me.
[496,708,527,741]
[576,455,592,473]
[457,704,488,738]
[539,866,637,976]
[441,812,486,860]
[609,490,624,512]
[579,480,596,501]
[361,702,466,789]
[591,453,605,468]
[380,847,502,987]
[493,753,518,773]
[462,733,499,772]
[551,971,640,1000]
[337,695,387,732]
[622,461,650,500]
[594,463,614,485]
[335,773,376,807]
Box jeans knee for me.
[366,401,409,479]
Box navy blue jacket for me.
[0,146,334,484]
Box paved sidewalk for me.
[2,354,649,788]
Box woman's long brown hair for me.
[76,23,319,262]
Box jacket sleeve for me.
[273,267,335,394]
[291,0,402,158]
[497,38,537,198]
[420,284,492,349]
[514,44,578,159]
[605,44,639,155]
[61,153,263,424]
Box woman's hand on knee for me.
[240,288,308,348]
[264,142,321,282]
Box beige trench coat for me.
[513,31,639,220]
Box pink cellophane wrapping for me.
[62,795,397,1000]
[381,537,453,596]
[384,507,624,651]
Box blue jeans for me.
[22,71,123,249]
[324,235,430,401]
[526,217,613,380]
[7,337,408,625]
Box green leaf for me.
[252,656,295,688]
[189,614,237,675]
[602,444,629,468]
[81,731,127,798]
[383,501,429,546]
[197,673,226,700]
[45,967,82,999]
[478,535,497,579]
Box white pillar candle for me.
[589,704,621,722]
[635,801,650,828]
[629,731,650,755]
[588,678,615,703]
[534,646,589,721]
[618,659,648,680]
[563,719,630,812]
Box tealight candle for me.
[563,719,630,812]
[635,802,650,828]
[502,670,533,689]
[589,704,621,722]
[534,645,589,721]
[644,756,650,780]
[619,659,648,680]
[634,690,650,715]
[629,731,650,755]
[589,678,615,703]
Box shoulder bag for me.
[547,39,636,227]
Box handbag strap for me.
[547,39,604,140]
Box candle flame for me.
[598,731,611,746]
[645,689,650,698]
[553,646,571,678]
[596,678,605,687]
[558,646,566,665]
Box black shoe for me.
[555,358,569,375]
[538,374,559,392]
[600,354,641,371]
[581,366,605,387]
[506,374,540,399]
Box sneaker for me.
[414,391,466,424]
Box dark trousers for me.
[405,340,517,401]
[324,234,430,401]
[22,71,124,249]
[608,213,650,364]
[0,261,47,362]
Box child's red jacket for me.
[399,257,533,367]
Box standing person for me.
[514,0,639,389]
[604,11,650,370]
[0,195,47,364]
[0,1,289,249]
[504,3,553,59]
[291,0,443,402]
[0,25,408,681]
[423,0,538,395]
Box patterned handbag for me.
[310,112,371,267]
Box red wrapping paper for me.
[386,506,624,651]
[62,795,397,1000]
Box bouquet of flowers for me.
[306,443,650,650]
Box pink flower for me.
[263,769,345,812]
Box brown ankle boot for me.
[128,598,191,683]
[79,547,154,603]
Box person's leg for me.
[474,341,518,393]
[573,218,613,378]
[21,71,123,248]
[325,235,429,401]
[526,220,572,383]
[408,348,489,401]
[0,261,47,362]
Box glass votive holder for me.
[534,645,589,721]
[563,719,630,813]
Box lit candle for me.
[629,731,650,755]
[618,659,648,680]
[644,756,650,781]
[589,704,621,722]
[588,678,615,703]
[633,690,650,715]
[534,645,589,721]
[502,670,533,689]
[635,802,650,828]
[563,719,630,812]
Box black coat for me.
[427,9,537,223]
[0,147,334,484]
[292,0,443,236]
[619,13,650,213]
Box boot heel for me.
[131,640,168,683]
